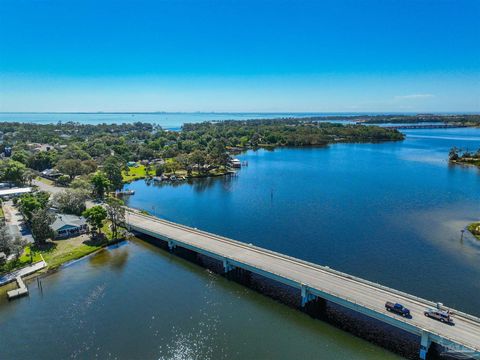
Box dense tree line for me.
[449,147,480,166]
[0,119,403,185]
[351,114,480,125]
[182,119,404,148]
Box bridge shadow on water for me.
[137,232,460,360]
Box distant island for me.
[335,114,480,125]
[224,114,480,125]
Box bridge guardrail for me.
[127,210,480,352]
[125,208,480,327]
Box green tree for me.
[82,206,107,236]
[449,147,460,161]
[175,154,191,174]
[144,163,153,178]
[56,174,71,186]
[10,236,27,259]
[52,189,89,216]
[31,208,54,245]
[106,197,125,240]
[90,172,111,199]
[11,149,30,165]
[60,145,91,161]
[18,192,50,221]
[0,225,27,259]
[166,159,179,175]
[28,151,57,171]
[56,159,84,180]
[103,157,123,191]
[71,177,93,192]
[81,159,98,175]
[155,163,165,176]
[23,169,37,186]
[207,140,229,167]
[0,224,12,255]
[0,159,26,185]
[189,150,207,173]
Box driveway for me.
[2,200,34,244]
[32,178,63,195]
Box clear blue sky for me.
[0,0,479,112]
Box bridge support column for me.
[301,284,315,307]
[223,259,235,274]
[419,331,431,360]
[167,240,176,252]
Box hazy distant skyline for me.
[1,0,479,113]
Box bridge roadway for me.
[125,209,480,359]
[383,124,467,130]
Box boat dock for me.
[0,258,47,300]
[7,276,28,300]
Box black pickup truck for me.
[385,302,411,317]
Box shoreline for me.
[0,237,128,291]
[467,223,480,241]
[450,159,480,168]
[122,137,406,184]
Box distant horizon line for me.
[1,111,479,115]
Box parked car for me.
[424,308,454,324]
[385,302,411,317]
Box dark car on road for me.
[385,302,411,317]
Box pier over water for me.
[125,208,480,360]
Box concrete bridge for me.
[124,208,480,359]
[383,124,468,130]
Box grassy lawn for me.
[467,222,480,240]
[40,221,116,270]
[35,176,54,185]
[0,246,43,274]
[0,205,4,219]
[1,222,118,275]
[122,161,230,183]
[39,236,103,270]
[122,164,155,182]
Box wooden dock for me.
[7,276,28,300]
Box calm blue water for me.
[125,127,480,315]
[1,126,479,359]
[0,241,399,359]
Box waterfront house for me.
[231,158,241,168]
[51,214,88,239]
